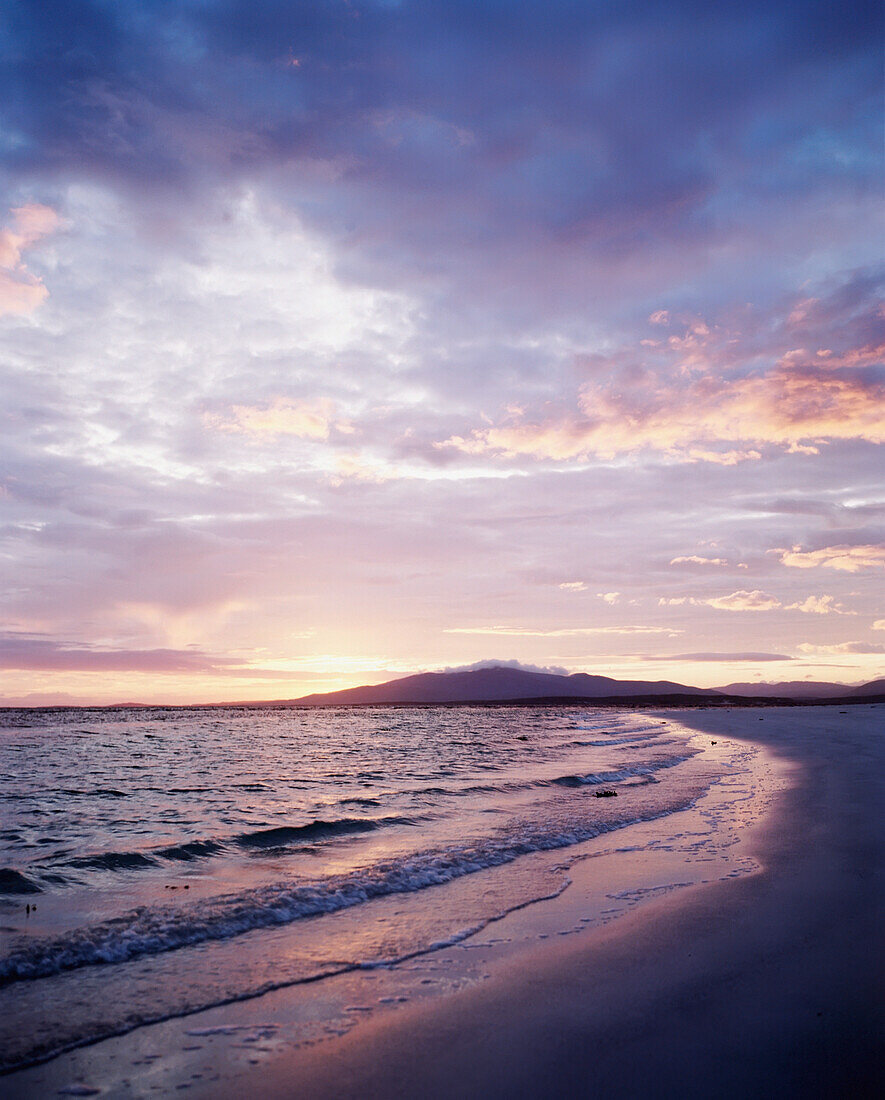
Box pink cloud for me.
[0,271,48,315]
[0,633,274,675]
[670,555,729,566]
[329,452,396,485]
[798,641,885,656]
[444,624,678,637]
[440,286,885,465]
[0,203,61,317]
[704,590,782,611]
[806,343,885,369]
[661,589,852,614]
[776,544,885,572]
[661,590,854,614]
[784,595,854,615]
[443,362,882,464]
[786,297,818,326]
[205,397,352,439]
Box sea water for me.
[0,704,744,1071]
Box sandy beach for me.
[6,704,882,1099]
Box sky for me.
[1,0,883,705]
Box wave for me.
[558,733,669,749]
[21,753,690,883]
[410,753,692,800]
[47,814,418,877]
[63,851,159,871]
[0,878,576,1075]
[0,787,696,986]
[550,760,684,787]
[573,721,663,734]
[154,840,225,862]
[0,868,41,895]
[233,816,413,849]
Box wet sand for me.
[7,705,883,1098]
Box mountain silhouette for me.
[291,665,717,705]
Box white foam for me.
[0,770,691,986]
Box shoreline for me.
[2,694,882,713]
[6,705,882,1097]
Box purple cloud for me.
[0,632,294,676]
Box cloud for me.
[440,659,569,676]
[798,641,885,656]
[704,590,782,611]
[558,581,587,591]
[329,452,397,485]
[0,203,60,316]
[670,555,728,566]
[784,595,854,615]
[440,270,885,466]
[812,344,885,369]
[444,625,680,637]
[873,620,885,631]
[2,0,878,320]
[0,632,258,675]
[663,652,793,662]
[743,496,885,531]
[0,203,58,267]
[775,544,885,572]
[205,397,351,440]
[597,591,621,604]
[661,590,851,614]
[442,347,883,465]
[660,591,783,611]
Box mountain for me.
[290,666,718,706]
[850,678,885,697]
[717,680,855,700]
[716,678,885,701]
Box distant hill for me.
[290,666,718,706]
[718,680,855,700]
[850,678,885,697]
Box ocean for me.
[0,704,757,1073]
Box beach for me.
[4,703,881,1098]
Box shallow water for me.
[0,704,732,1071]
